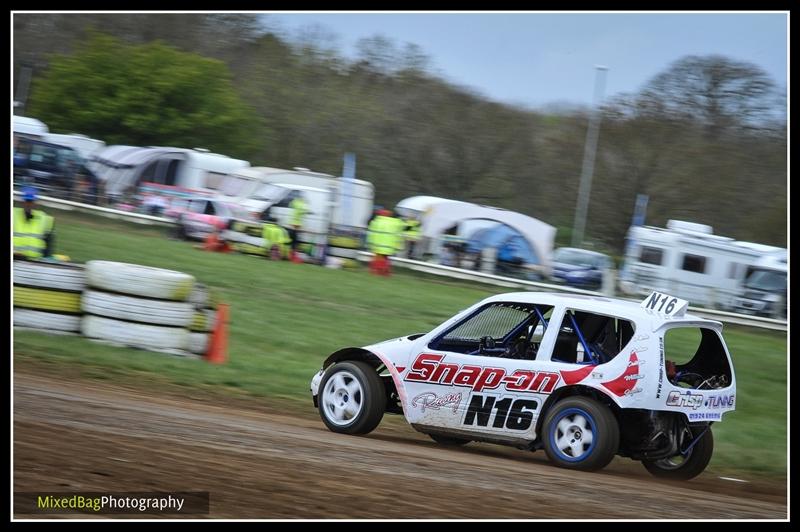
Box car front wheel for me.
[542,396,619,471]
[318,361,386,435]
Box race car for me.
[310,291,736,480]
[164,197,249,241]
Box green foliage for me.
[16,16,786,251]
[28,32,259,159]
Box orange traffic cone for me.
[205,303,229,364]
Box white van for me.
[13,115,48,139]
[218,166,374,260]
[245,183,334,236]
[217,166,374,229]
[619,220,785,310]
[733,252,787,319]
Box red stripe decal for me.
[601,352,639,397]
[559,364,595,385]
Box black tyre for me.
[642,425,714,480]
[542,396,619,471]
[318,361,386,435]
[429,434,471,446]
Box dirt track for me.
[13,372,787,519]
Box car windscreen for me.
[222,203,251,219]
[745,269,786,291]
[553,249,602,268]
[218,175,252,197]
[252,183,290,202]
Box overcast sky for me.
[263,12,788,110]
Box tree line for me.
[14,13,787,252]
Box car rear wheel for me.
[642,425,713,480]
[542,396,619,471]
[318,361,385,435]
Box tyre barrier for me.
[188,332,210,355]
[82,315,189,352]
[189,309,217,333]
[13,308,82,333]
[188,283,220,310]
[13,259,86,334]
[222,230,268,257]
[14,258,224,358]
[85,260,195,301]
[13,260,87,292]
[14,286,82,314]
[82,290,194,328]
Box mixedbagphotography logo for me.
[14,492,210,515]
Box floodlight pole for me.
[572,65,609,247]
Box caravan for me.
[89,146,250,203]
[620,220,785,310]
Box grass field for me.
[13,209,788,479]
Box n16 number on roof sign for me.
[641,292,689,317]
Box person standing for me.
[402,216,421,259]
[13,187,55,259]
[367,209,403,276]
[262,215,291,260]
[288,193,308,264]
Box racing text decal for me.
[411,392,462,413]
[405,354,560,394]
[463,395,538,430]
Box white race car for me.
[310,291,736,480]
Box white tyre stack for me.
[187,283,219,356]
[13,260,87,334]
[82,261,195,353]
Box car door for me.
[403,301,559,442]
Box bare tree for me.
[637,55,778,136]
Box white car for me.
[311,291,736,480]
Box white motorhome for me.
[620,220,785,310]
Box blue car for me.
[550,247,612,290]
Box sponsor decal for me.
[631,346,648,353]
[463,394,538,431]
[623,387,643,396]
[591,371,604,380]
[688,412,722,421]
[666,390,704,410]
[634,334,650,342]
[405,354,560,394]
[601,352,642,397]
[704,395,735,409]
[411,392,462,413]
[629,359,646,367]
